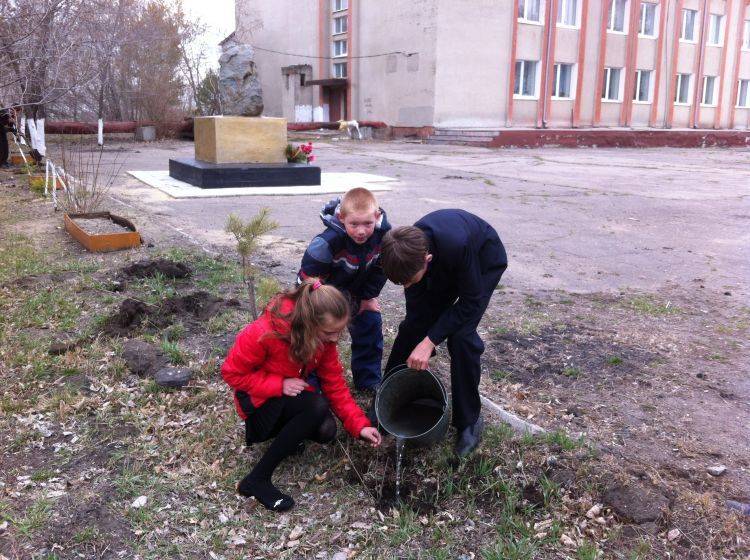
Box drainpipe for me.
[692,0,709,128]
[541,0,557,128]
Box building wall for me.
[236,0,750,130]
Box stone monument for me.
[169,43,320,188]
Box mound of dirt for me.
[121,339,168,377]
[121,258,192,279]
[603,481,671,524]
[101,299,152,337]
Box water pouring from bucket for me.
[375,365,450,501]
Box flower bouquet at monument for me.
[285,142,315,164]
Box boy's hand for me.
[406,337,435,371]
[282,378,309,397]
[358,298,380,314]
[360,427,382,447]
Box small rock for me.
[667,528,681,541]
[707,465,727,477]
[286,539,300,548]
[586,504,602,518]
[331,552,348,560]
[130,496,148,509]
[49,339,80,356]
[726,500,750,515]
[696,372,706,379]
[288,525,303,541]
[565,405,585,417]
[560,534,576,547]
[122,340,168,377]
[546,455,558,467]
[723,291,731,296]
[154,366,192,388]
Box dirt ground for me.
[0,138,748,559]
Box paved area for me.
[106,138,750,298]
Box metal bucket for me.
[375,366,450,447]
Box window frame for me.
[674,73,692,105]
[639,2,659,38]
[332,0,348,13]
[556,0,580,28]
[607,0,629,34]
[332,39,348,58]
[633,69,653,104]
[551,63,576,99]
[680,9,697,43]
[332,61,347,79]
[518,0,544,25]
[513,59,540,99]
[701,75,718,106]
[743,21,750,51]
[332,15,348,35]
[737,79,750,108]
[707,14,724,47]
[601,67,624,102]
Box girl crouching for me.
[221,278,382,511]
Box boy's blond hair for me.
[339,187,379,217]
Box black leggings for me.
[244,391,337,481]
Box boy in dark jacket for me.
[380,209,508,457]
[298,188,391,392]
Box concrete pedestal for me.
[169,158,321,188]
[193,116,287,164]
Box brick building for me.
[235,0,750,136]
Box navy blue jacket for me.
[415,209,507,345]
[298,199,392,301]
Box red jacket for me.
[221,297,370,438]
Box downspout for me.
[541,0,557,128]
[691,0,709,128]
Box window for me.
[514,60,539,97]
[557,0,578,27]
[675,73,691,104]
[552,63,574,98]
[332,0,347,12]
[602,67,622,101]
[681,9,697,41]
[333,15,347,35]
[333,62,347,78]
[518,0,542,23]
[608,0,628,33]
[639,3,658,37]
[332,39,347,58]
[744,21,750,50]
[708,14,723,46]
[702,76,717,105]
[737,79,750,107]
[633,70,652,102]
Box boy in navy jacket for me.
[298,188,391,391]
[380,209,507,457]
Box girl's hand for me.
[282,378,309,397]
[360,427,382,447]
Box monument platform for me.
[168,158,321,188]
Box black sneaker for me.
[455,416,484,458]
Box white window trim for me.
[551,63,577,99]
[332,39,347,58]
[633,69,654,104]
[743,21,750,51]
[332,0,348,14]
[518,0,545,25]
[332,16,347,36]
[607,0,630,34]
[513,60,541,100]
[680,9,698,43]
[602,67,624,102]
[674,73,693,106]
[556,0,581,29]
[638,2,659,39]
[332,61,347,79]
[736,79,750,108]
[706,14,724,47]
[701,76,719,106]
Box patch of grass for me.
[194,255,242,291]
[256,276,280,309]
[30,468,55,482]
[72,526,100,544]
[16,498,53,536]
[0,233,48,283]
[138,271,178,303]
[163,322,186,342]
[483,178,496,187]
[606,356,623,365]
[13,288,82,330]
[628,296,680,316]
[544,430,584,451]
[490,369,512,382]
[708,353,727,363]
[161,339,188,365]
[577,541,601,560]
[481,536,537,560]
[388,508,421,546]
[206,311,239,335]
[562,367,580,378]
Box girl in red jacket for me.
[222,278,382,511]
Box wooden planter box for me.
[64,212,141,252]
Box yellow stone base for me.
[194,116,288,164]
